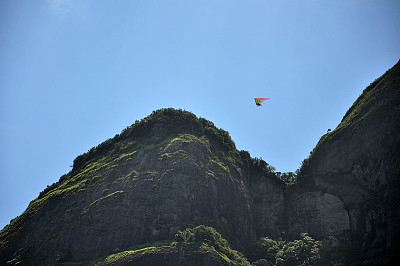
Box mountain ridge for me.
[1,60,399,265]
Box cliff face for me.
[289,60,400,262]
[0,61,399,265]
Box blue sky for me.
[1,0,399,230]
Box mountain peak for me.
[72,108,236,174]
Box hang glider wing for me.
[254,98,269,107]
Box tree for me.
[275,233,322,266]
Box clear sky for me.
[1,0,399,230]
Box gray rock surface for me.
[288,192,350,245]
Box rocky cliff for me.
[289,59,400,264]
[0,60,399,265]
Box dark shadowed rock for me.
[288,192,350,245]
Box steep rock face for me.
[291,60,400,262]
[288,192,350,245]
[0,109,285,265]
[248,174,287,239]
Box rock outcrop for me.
[289,59,400,264]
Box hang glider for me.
[254,98,269,107]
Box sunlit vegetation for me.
[250,233,365,266]
[275,171,298,185]
[251,233,322,265]
[35,108,290,207]
[95,226,250,265]
[97,227,359,266]
[174,225,250,265]
[104,247,158,264]
[72,108,237,173]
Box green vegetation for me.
[71,108,237,174]
[104,247,158,263]
[34,108,244,208]
[275,233,322,265]
[161,150,187,160]
[120,170,139,181]
[174,225,250,265]
[239,151,276,176]
[331,73,386,138]
[275,171,298,186]
[250,234,363,265]
[33,108,284,211]
[206,170,217,179]
[210,157,230,173]
[251,233,322,266]
[165,133,209,150]
[236,149,296,186]
[82,191,125,214]
[66,240,174,265]
[93,226,250,265]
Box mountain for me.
[0,108,286,265]
[289,59,400,264]
[1,60,399,265]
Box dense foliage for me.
[251,233,322,266]
[174,225,250,265]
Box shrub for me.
[275,233,322,266]
[251,233,322,266]
[174,225,249,265]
